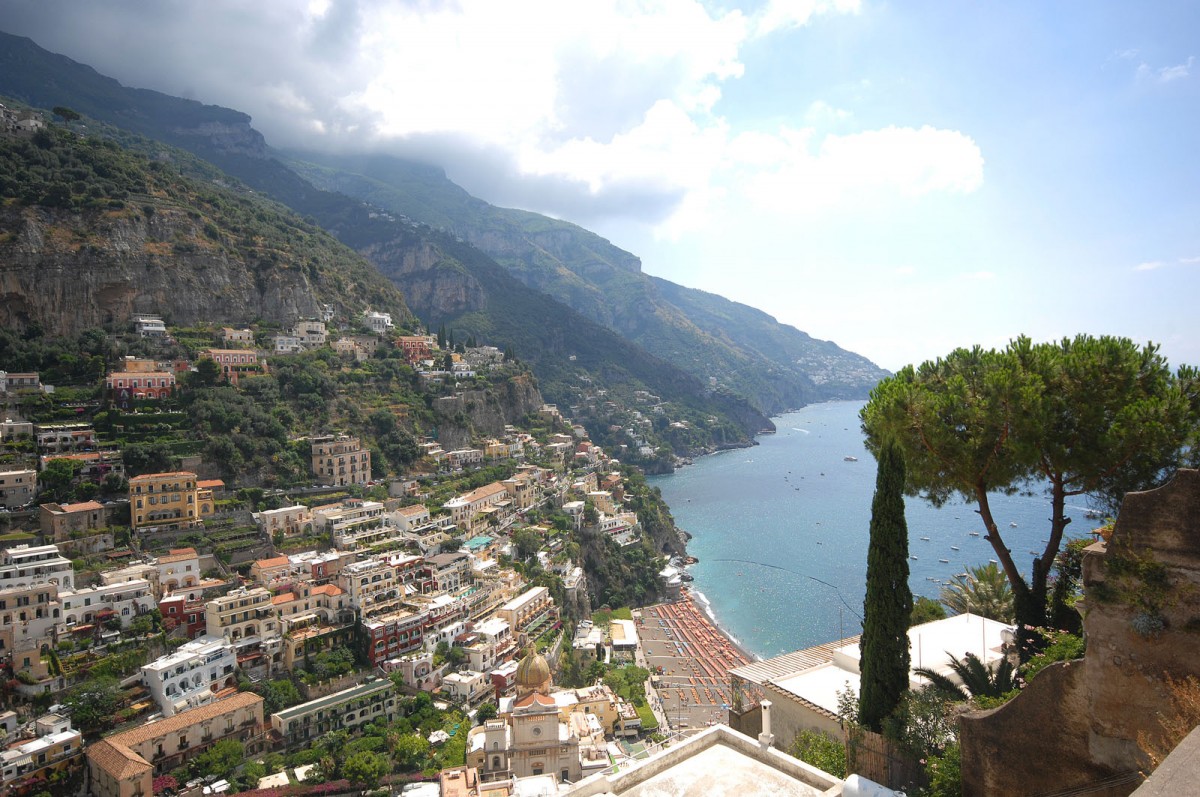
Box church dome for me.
[514,648,551,695]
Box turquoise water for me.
[648,400,1103,659]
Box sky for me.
[3,0,1198,371]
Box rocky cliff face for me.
[360,236,487,321]
[172,120,269,159]
[431,372,542,449]
[1,204,319,336]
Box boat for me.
[1010,522,1018,527]
[910,555,918,560]
[844,456,858,462]
[969,531,980,537]
[920,536,930,541]
[939,559,950,563]
[989,559,998,564]
[950,546,960,551]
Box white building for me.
[442,670,491,705]
[156,548,201,596]
[729,613,1014,744]
[464,617,512,673]
[133,315,167,338]
[313,499,392,550]
[0,544,74,591]
[58,579,155,634]
[273,334,304,354]
[364,311,394,334]
[140,636,239,716]
[0,713,81,791]
[253,505,312,538]
[339,557,402,620]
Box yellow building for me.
[129,472,214,531]
[87,692,264,797]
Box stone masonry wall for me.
[960,469,1200,797]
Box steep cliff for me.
[0,125,410,335]
[0,36,773,455]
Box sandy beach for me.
[635,589,753,732]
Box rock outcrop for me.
[431,372,542,450]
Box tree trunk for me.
[974,483,1040,659]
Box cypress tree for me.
[858,441,913,732]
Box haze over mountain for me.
[284,149,889,415]
[0,30,787,463]
[0,28,885,422]
[2,3,1195,373]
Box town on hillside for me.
[0,308,719,797]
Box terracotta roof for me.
[271,592,296,605]
[157,551,198,564]
[197,479,225,489]
[513,692,556,708]
[311,584,344,596]
[396,504,428,516]
[169,548,198,556]
[254,556,290,569]
[129,471,198,481]
[105,692,263,748]
[87,738,151,781]
[62,500,105,512]
[465,482,507,503]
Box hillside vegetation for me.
[0,121,410,335]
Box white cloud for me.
[1136,56,1194,83]
[1136,257,1200,272]
[804,100,852,126]
[754,0,862,37]
[732,124,984,218]
[2,0,981,238]
[1158,56,1194,82]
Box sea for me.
[647,400,1104,660]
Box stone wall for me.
[960,469,1200,796]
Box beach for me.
[634,589,753,732]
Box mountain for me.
[0,121,410,336]
[0,30,772,460]
[281,150,891,414]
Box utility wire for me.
[709,558,863,622]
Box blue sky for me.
[3,0,1197,371]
